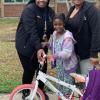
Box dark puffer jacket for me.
[16,1,55,57]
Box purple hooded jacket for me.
[49,30,78,74]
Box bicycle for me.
[9,56,83,100]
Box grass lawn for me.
[0,18,23,93]
[0,18,56,93]
[0,18,19,35]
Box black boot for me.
[22,89,30,100]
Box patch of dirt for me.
[0,26,16,42]
[0,33,15,42]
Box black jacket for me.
[66,1,100,59]
[16,3,55,57]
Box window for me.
[86,0,95,2]
[16,0,23,2]
[57,0,66,3]
[57,0,95,3]
[4,0,29,3]
[5,0,14,3]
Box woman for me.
[15,0,55,98]
[65,0,100,76]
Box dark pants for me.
[17,52,47,90]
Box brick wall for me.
[3,2,67,17]
[1,0,96,17]
[57,3,68,14]
[4,4,25,17]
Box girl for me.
[48,13,78,99]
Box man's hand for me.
[90,53,100,69]
[90,58,99,66]
[98,52,100,64]
[37,49,46,63]
[90,57,100,70]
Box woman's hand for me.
[37,49,46,63]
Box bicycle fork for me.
[26,80,39,100]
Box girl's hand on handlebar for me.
[47,55,55,62]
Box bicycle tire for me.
[9,83,45,100]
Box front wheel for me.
[9,83,45,100]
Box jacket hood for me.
[28,0,50,6]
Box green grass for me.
[0,18,19,25]
[0,41,23,93]
[0,18,22,93]
[0,18,19,36]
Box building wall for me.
[4,4,25,17]
[3,3,67,17]
[0,0,96,17]
[57,3,67,14]
[0,0,68,17]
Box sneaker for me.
[22,95,26,100]
[22,94,29,100]
[22,89,30,100]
